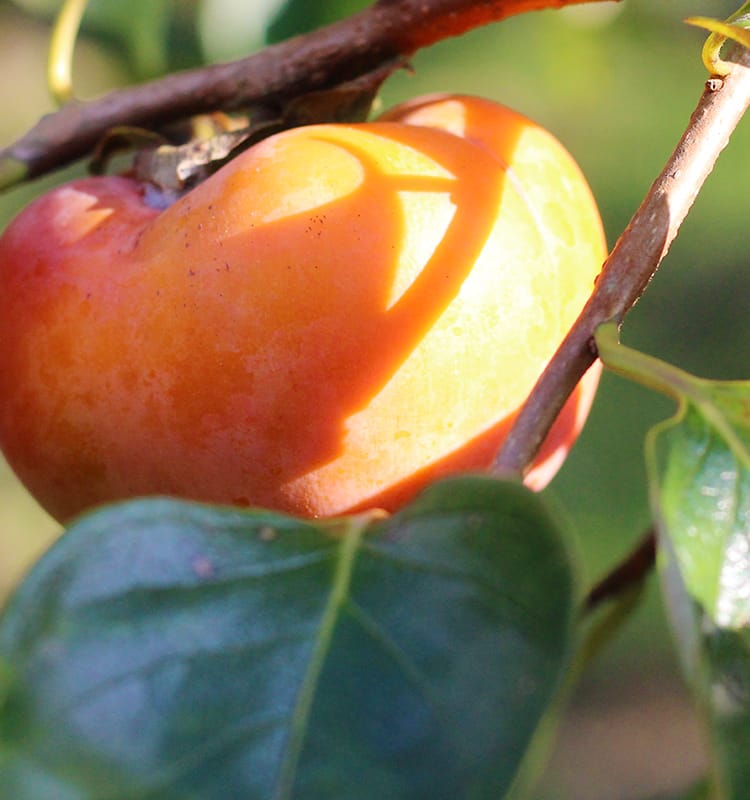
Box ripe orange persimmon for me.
[0,94,605,523]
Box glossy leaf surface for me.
[649,383,750,798]
[0,476,575,799]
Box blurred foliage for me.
[1,0,749,797]
[9,0,202,78]
[265,0,370,45]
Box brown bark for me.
[494,49,750,478]
[0,0,613,186]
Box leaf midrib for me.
[272,522,366,800]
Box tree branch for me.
[0,0,612,189]
[494,48,750,477]
[584,528,656,611]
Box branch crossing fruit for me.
[0,94,606,522]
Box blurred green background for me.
[1,0,747,797]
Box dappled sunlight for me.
[0,95,604,522]
[49,187,115,244]
[130,120,514,516]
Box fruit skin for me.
[0,94,605,523]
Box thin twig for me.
[0,0,613,189]
[494,47,750,477]
[584,529,657,612]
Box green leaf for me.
[648,383,750,798]
[594,324,750,798]
[651,383,750,630]
[0,476,576,799]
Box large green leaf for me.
[649,382,750,798]
[0,476,576,799]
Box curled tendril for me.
[686,3,750,77]
[48,0,91,106]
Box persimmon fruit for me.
[0,94,606,523]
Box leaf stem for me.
[686,2,750,77]
[593,321,701,403]
[596,322,750,474]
